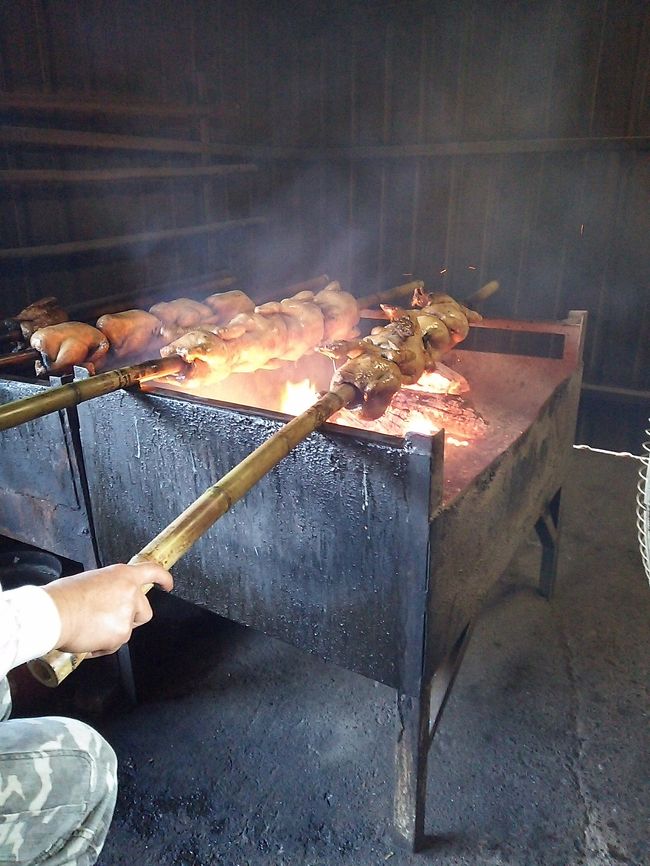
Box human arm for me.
[0,562,173,678]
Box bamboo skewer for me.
[359,281,500,320]
[0,278,439,429]
[0,355,187,432]
[28,382,358,687]
[0,278,426,374]
[356,280,424,310]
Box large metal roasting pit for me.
[61,311,583,849]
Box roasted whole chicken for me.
[30,322,109,375]
[203,290,255,324]
[160,281,360,379]
[411,286,482,365]
[0,297,69,345]
[313,281,360,342]
[149,297,213,330]
[320,289,481,419]
[96,309,162,359]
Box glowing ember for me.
[276,368,485,445]
[404,412,440,436]
[446,436,469,448]
[155,353,485,445]
[405,369,459,395]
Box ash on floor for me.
[23,449,650,866]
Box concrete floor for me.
[20,448,648,866]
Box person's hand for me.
[44,562,173,656]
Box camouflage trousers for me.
[0,677,117,865]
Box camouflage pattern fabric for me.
[0,677,117,865]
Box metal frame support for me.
[535,487,563,600]
[393,485,565,849]
[393,624,473,852]
[51,373,138,705]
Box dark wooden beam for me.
[3,125,647,163]
[0,91,226,119]
[0,218,264,261]
[0,164,257,185]
[0,125,246,156]
[295,136,650,160]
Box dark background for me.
[1,0,649,448]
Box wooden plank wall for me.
[0,0,264,312]
[1,0,649,433]
[259,0,650,405]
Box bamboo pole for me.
[0,355,186,432]
[356,280,424,310]
[28,382,358,687]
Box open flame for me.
[281,378,320,416]
[276,367,484,445]
[152,352,485,446]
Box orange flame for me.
[276,368,477,446]
[280,378,320,416]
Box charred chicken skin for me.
[320,291,480,419]
[332,352,403,420]
[0,297,69,344]
[411,286,482,366]
[30,322,109,375]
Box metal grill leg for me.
[393,625,473,851]
[535,487,562,599]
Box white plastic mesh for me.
[637,420,650,584]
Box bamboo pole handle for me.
[27,556,155,688]
[28,384,357,687]
[0,355,187,432]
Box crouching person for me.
[0,562,173,865]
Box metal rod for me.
[0,322,22,344]
[28,382,358,687]
[0,355,187,432]
[0,217,264,261]
[0,348,39,370]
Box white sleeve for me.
[0,584,62,678]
